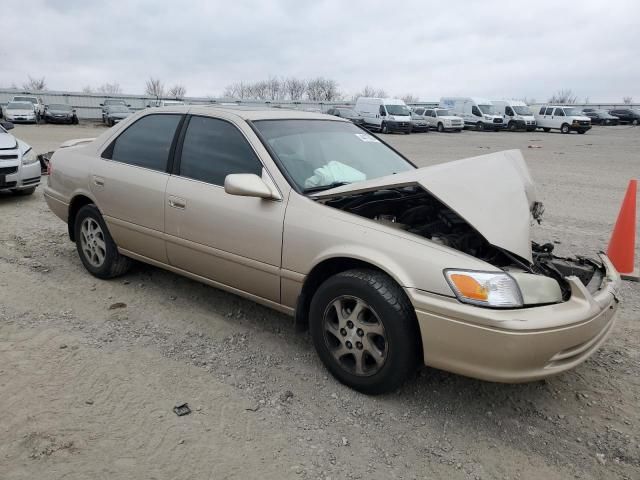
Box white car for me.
[3,101,37,123]
[0,121,41,195]
[534,106,592,134]
[414,107,464,132]
[11,95,45,118]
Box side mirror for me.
[99,103,104,106]
[1,120,15,130]
[73,109,77,113]
[224,173,277,199]
[127,104,131,107]
[380,111,386,117]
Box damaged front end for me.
[313,150,611,306]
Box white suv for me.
[534,106,591,134]
[414,107,464,132]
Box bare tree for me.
[97,82,122,94]
[283,77,307,101]
[306,77,341,101]
[548,89,577,104]
[265,77,282,100]
[623,96,633,104]
[145,77,165,98]
[81,85,93,94]
[168,84,187,98]
[354,85,387,99]
[223,81,250,99]
[250,80,270,100]
[400,93,419,104]
[23,75,47,91]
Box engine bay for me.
[320,185,601,300]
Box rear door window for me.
[177,116,262,186]
[106,114,182,171]
[545,107,554,115]
[554,108,565,116]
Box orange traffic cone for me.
[607,179,638,281]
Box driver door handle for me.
[93,176,105,187]
[168,196,186,209]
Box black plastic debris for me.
[173,403,191,417]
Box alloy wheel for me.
[322,295,387,376]
[80,217,107,267]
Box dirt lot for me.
[1,123,639,480]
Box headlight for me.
[484,115,492,120]
[444,270,523,308]
[21,148,38,166]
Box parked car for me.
[2,101,37,123]
[354,97,412,134]
[439,97,504,131]
[103,104,133,126]
[44,106,620,394]
[409,112,429,132]
[0,120,41,195]
[100,99,131,123]
[491,100,537,131]
[415,107,464,132]
[326,107,366,127]
[11,95,45,119]
[581,109,619,126]
[44,104,79,124]
[534,106,591,134]
[608,108,640,125]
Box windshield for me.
[49,104,72,111]
[563,107,582,116]
[13,97,37,104]
[337,108,358,116]
[513,106,532,115]
[385,104,410,116]
[435,109,450,116]
[104,99,126,105]
[253,120,414,192]
[7,102,33,110]
[109,105,130,113]
[478,104,495,115]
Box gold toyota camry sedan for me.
[44,106,620,394]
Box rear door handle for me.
[168,196,186,209]
[93,176,105,187]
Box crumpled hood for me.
[0,132,18,150]
[312,149,536,262]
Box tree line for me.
[7,75,636,105]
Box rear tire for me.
[561,123,570,134]
[577,130,586,134]
[309,269,420,395]
[74,204,132,279]
[437,123,444,132]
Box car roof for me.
[154,104,348,122]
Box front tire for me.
[381,122,388,134]
[74,204,132,279]
[309,269,420,394]
[437,122,444,132]
[561,123,570,134]
[508,121,517,132]
[476,122,484,131]
[632,119,638,126]
[577,129,586,134]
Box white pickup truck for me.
[534,105,591,134]
[10,95,45,119]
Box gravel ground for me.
[1,123,639,480]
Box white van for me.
[491,100,536,132]
[439,97,504,131]
[354,97,412,134]
[533,105,591,134]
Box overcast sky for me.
[2,0,639,102]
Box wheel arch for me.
[293,256,412,331]
[68,193,99,241]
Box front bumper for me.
[407,254,620,383]
[45,115,73,123]
[0,158,41,191]
[411,123,429,132]
[4,115,36,123]
[385,120,412,132]
[510,119,537,129]
[571,122,592,131]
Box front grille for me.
[0,166,18,175]
[493,118,503,124]
[0,154,18,160]
[578,121,590,126]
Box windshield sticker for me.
[354,133,380,143]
